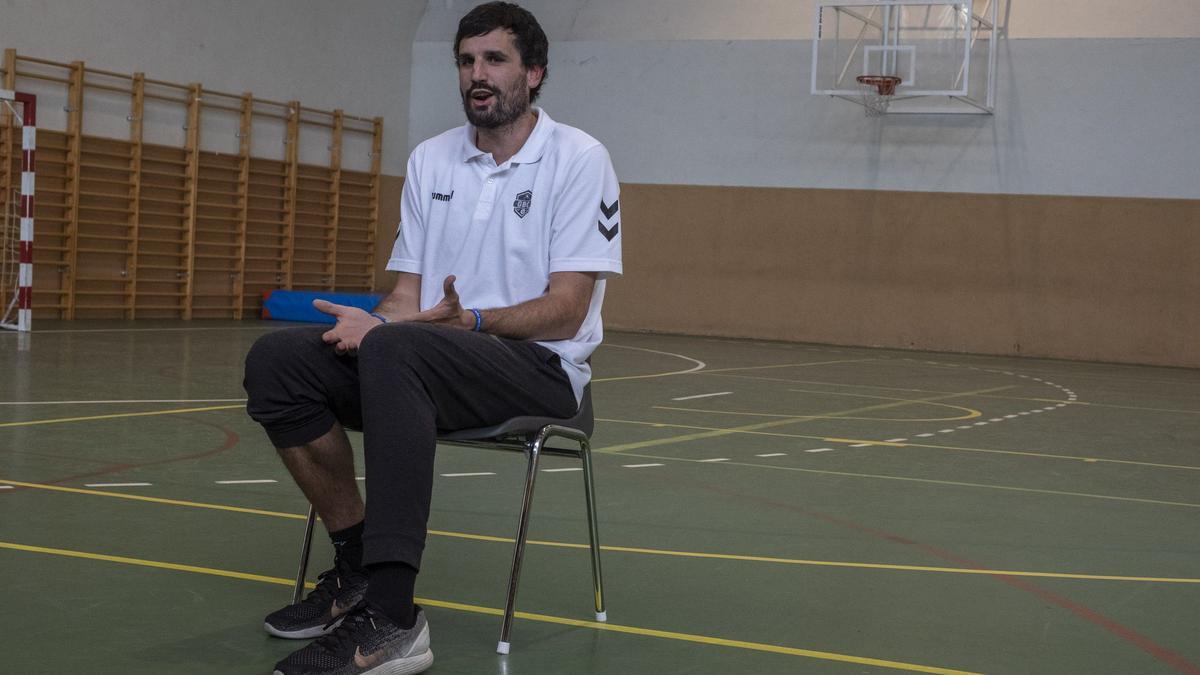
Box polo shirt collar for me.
[459,107,556,165]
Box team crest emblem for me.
[513,190,532,218]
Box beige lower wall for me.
[374,179,1199,369]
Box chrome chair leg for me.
[293,504,317,605]
[496,431,545,655]
[579,438,606,621]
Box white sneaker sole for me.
[364,648,434,675]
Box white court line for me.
[216,479,277,485]
[699,458,730,463]
[441,472,496,478]
[755,453,787,457]
[0,485,12,490]
[0,398,247,405]
[84,482,152,488]
[805,448,835,453]
[850,443,872,448]
[542,467,582,473]
[356,477,366,481]
[671,391,733,401]
[916,433,935,438]
[622,463,664,468]
[598,344,707,379]
[885,438,907,443]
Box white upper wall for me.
[0,0,426,174]
[420,0,1200,41]
[409,1,1200,199]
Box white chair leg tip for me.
[595,611,607,622]
[496,641,511,655]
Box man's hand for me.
[411,275,471,328]
[315,299,384,354]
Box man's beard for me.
[462,81,529,129]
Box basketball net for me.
[856,75,902,117]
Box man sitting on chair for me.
[242,3,622,673]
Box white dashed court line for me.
[850,443,872,448]
[0,485,12,490]
[671,391,733,401]
[805,448,835,453]
[885,438,907,443]
[356,476,365,481]
[622,463,664,468]
[215,479,277,485]
[755,453,787,457]
[541,467,583,473]
[440,472,496,478]
[916,433,935,438]
[84,482,152,488]
[699,458,731,463]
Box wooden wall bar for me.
[0,49,383,320]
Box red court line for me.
[1,416,241,489]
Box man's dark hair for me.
[455,2,550,102]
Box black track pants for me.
[244,322,576,569]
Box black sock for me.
[329,521,364,571]
[365,561,418,628]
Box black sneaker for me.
[265,558,368,639]
[273,602,433,675]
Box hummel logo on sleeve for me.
[431,190,454,202]
[598,198,619,241]
[600,199,619,219]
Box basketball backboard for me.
[811,0,999,114]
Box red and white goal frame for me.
[1,89,36,332]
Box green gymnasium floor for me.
[2,321,1198,674]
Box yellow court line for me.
[0,540,979,675]
[612,452,1200,510]
[596,418,1200,472]
[427,530,1200,585]
[655,405,981,423]
[0,479,308,519]
[5,478,1193,585]
[0,404,244,429]
[706,372,1200,416]
[596,386,1006,454]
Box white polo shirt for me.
[387,109,623,404]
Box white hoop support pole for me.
[14,92,36,332]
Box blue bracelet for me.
[368,312,388,324]
[470,308,483,332]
